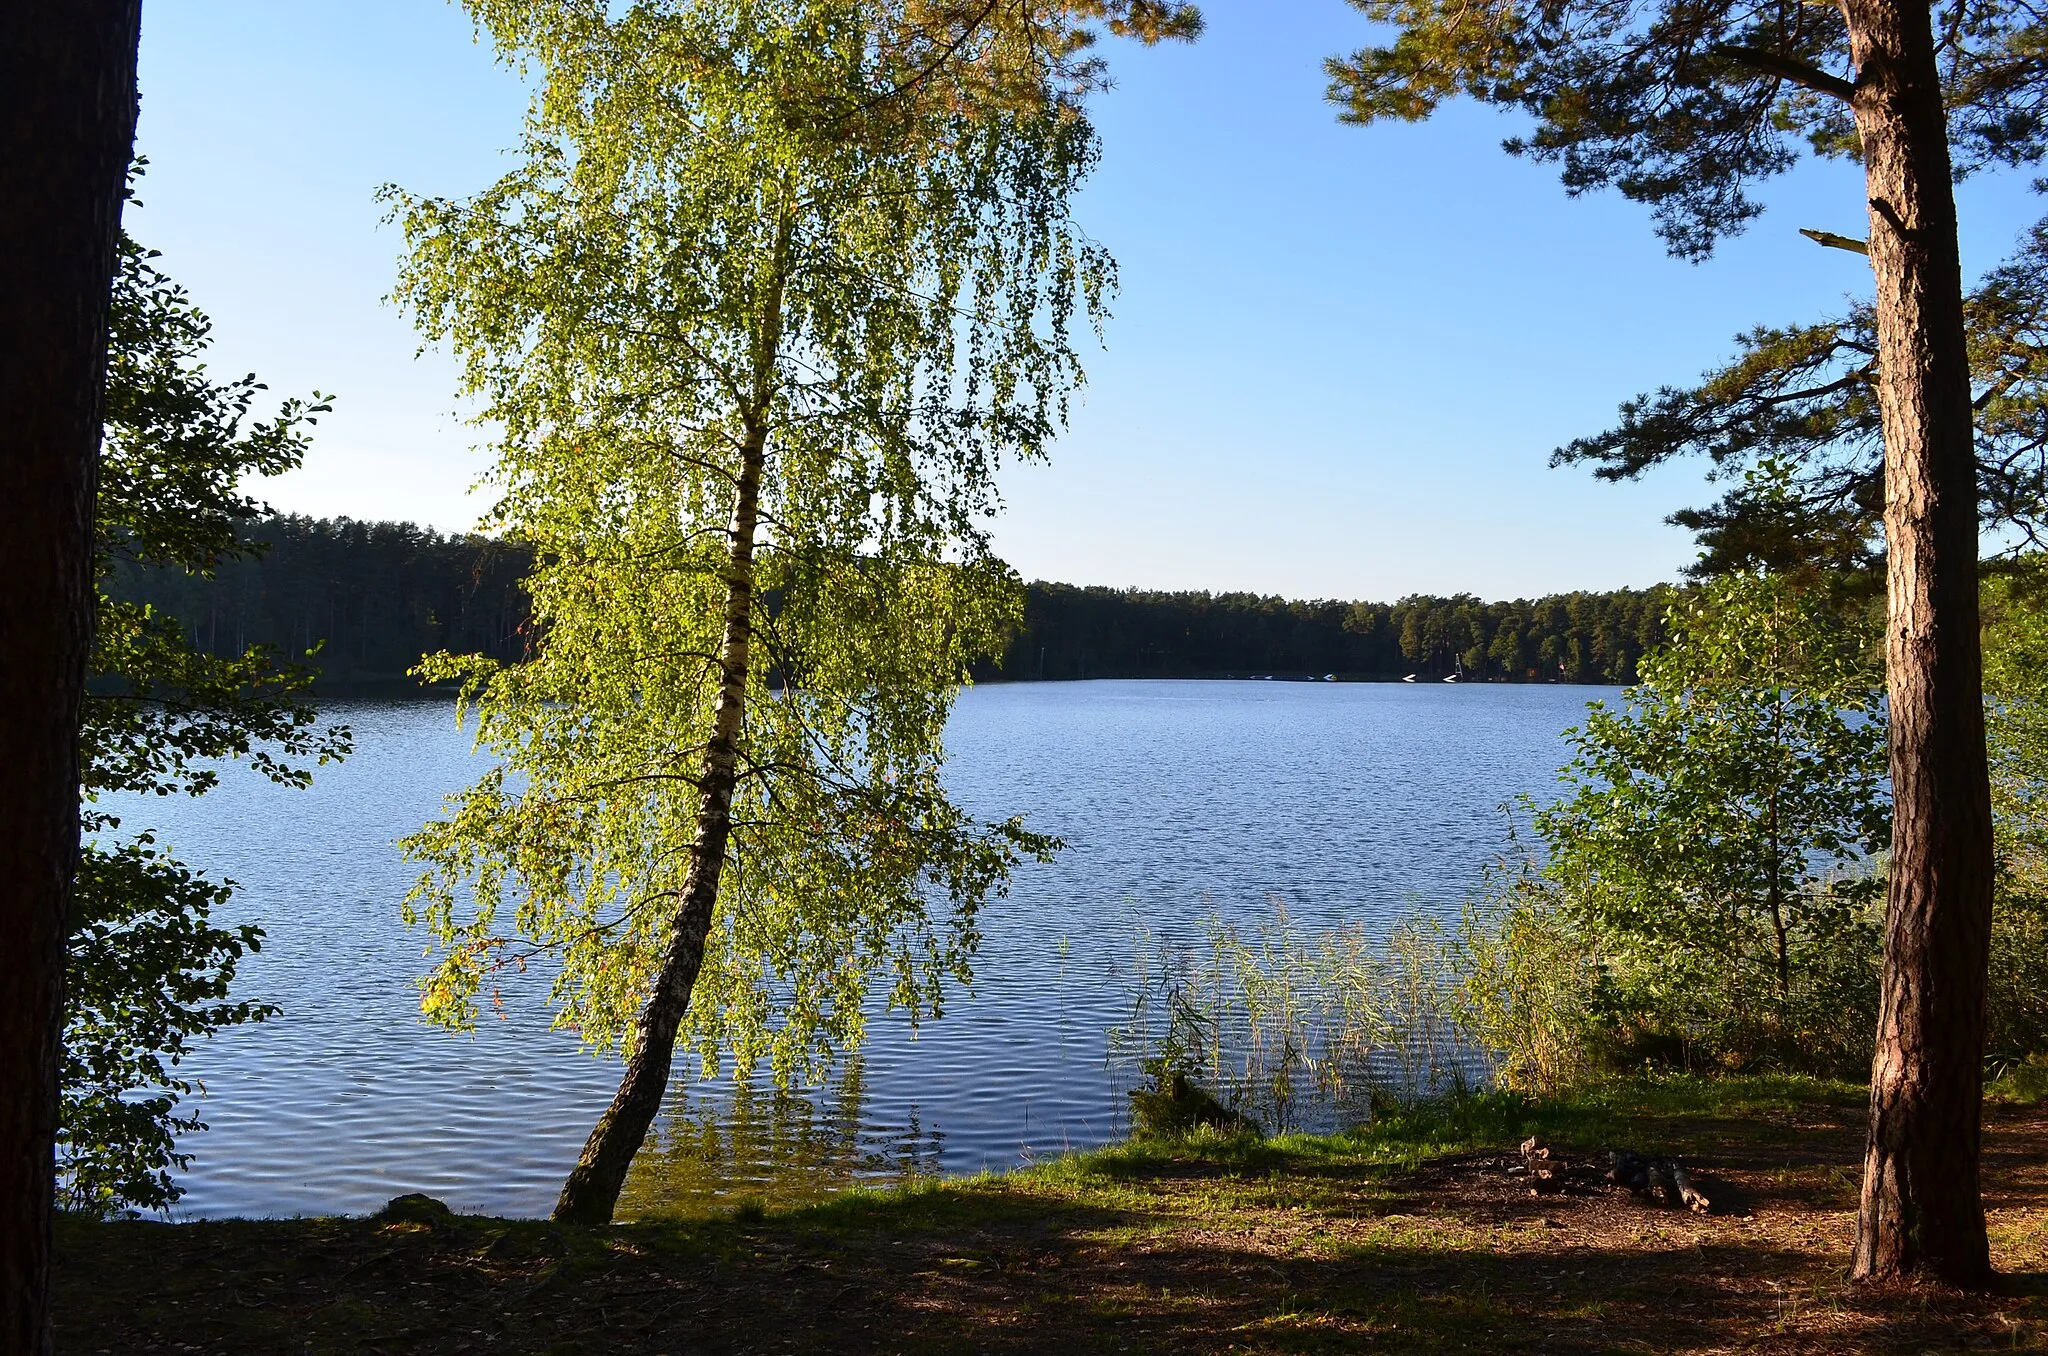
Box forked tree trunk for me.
[1844,0,1997,1289]
[551,427,768,1225]
[0,6,140,1351]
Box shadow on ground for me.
[54,1083,2048,1354]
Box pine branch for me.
[1712,45,1857,102]
[1800,227,1870,255]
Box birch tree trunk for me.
[0,5,139,1349]
[551,424,767,1225]
[1845,0,1998,1288]
[553,233,789,1227]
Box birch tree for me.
[390,0,1123,1224]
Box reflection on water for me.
[103,680,1606,1219]
[618,1059,945,1217]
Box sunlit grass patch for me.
[1990,1054,2048,1104]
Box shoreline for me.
[56,1076,2048,1353]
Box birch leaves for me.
[388,1,1098,1105]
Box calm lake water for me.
[105,679,1609,1220]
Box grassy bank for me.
[57,1076,2048,1353]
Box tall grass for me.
[1109,881,1584,1136]
[1105,837,2048,1139]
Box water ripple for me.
[105,679,1603,1219]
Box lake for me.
[104,679,1609,1220]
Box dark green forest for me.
[111,516,532,686]
[1011,580,1673,683]
[110,516,1676,687]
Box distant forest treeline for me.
[111,517,1677,687]
[114,517,532,685]
[1011,581,1674,683]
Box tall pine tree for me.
[1327,0,2048,1284]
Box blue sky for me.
[132,0,2045,600]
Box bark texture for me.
[551,408,773,1225]
[1844,0,1997,1289]
[0,3,140,1350]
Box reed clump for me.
[1110,881,1596,1138]
[1114,866,2048,1134]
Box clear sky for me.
[132,0,2045,601]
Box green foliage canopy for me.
[66,220,348,1217]
[391,0,1109,1088]
[1329,0,2048,583]
[1978,562,2048,1067]
[1329,0,2048,259]
[1530,570,1889,1069]
[1553,227,2048,581]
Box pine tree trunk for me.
[2,5,140,1351]
[0,6,139,1351]
[1844,0,1997,1290]
[551,428,767,1226]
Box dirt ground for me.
[53,1080,2048,1354]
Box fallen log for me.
[1607,1149,1648,1191]
[1646,1157,1678,1207]
[1604,1149,1714,1211]
[1670,1160,1711,1213]
[1520,1136,1562,1193]
[1500,1144,1717,1210]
